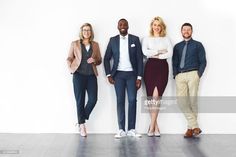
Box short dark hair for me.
[181,23,193,30]
[118,18,128,24]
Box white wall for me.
[0,0,236,133]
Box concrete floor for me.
[0,134,236,157]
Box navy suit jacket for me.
[104,34,143,78]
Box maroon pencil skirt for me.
[144,58,169,97]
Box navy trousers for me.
[73,72,97,124]
[114,71,137,131]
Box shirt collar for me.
[183,38,192,42]
[120,34,128,39]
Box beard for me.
[119,29,128,36]
[182,34,192,39]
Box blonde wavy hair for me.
[149,16,166,37]
[79,23,94,42]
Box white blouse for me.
[142,36,173,59]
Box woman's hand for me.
[157,49,168,54]
[87,57,95,64]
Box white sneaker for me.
[127,129,142,138]
[114,129,126,139]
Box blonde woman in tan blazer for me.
[67,23,102,137]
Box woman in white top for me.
[142,16,173,137]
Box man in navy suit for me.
[104,18,143,138]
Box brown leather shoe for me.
[193,128,202,137]
[184,129,193,138]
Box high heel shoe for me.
[147,126,154,137]
[79,124,87,137]
[154,123,161,137]
[154,127,161,137]
[154,130,161,137]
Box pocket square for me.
[131,44,135,47]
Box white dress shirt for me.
[142,36,173,59]
[117,35,133,71]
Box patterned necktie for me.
[180,41,188,69]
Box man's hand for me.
[136,79,141,90]
[108,76,115,84]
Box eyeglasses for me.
[82,29,91,32]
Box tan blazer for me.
[66,40,102,76]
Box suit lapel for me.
[75,40,82,60]
[128,34,132,57]
[115,35,120,58]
